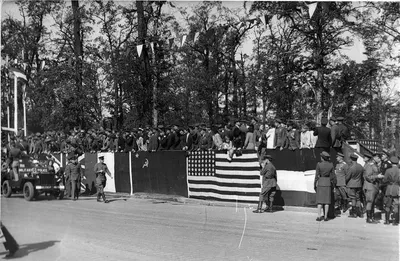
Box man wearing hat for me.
[382,156,400,225]
[93,156,113,203]
[333,117,350,152]
[253,155,277,213]
[314,117,332,152]
[64,154,82,201]
[346,153,364,218]
[363,153,384,223]
[334,152,349,214]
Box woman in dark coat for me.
[314,151,337,221]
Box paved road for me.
[1,194,399,261]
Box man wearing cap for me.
[253,155,277,213]
[363,153,384,223]
[8,140,24,182]
[334,152,349,214]
[64,154,82,201]
[314,117,332,152]
[287,122,300,150]
[382,156,400,225]
[93,156,113,203]
[346,153,364,218]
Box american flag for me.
[187,150,262,203]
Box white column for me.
[13,75,18,134]
[23,83,27,136]
[129,151,133,195]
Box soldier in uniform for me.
[382,156,400,225]
[8,140,24,181]
[253,155,277,213]
[346,154,364,218]
[334,152,349,214]
[94,156,113,203]
[64,155,81,201]
[363,153,385,223]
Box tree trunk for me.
[71,0,84,128]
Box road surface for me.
[1,194,399,261]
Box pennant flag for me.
[137,44,143,57]
[9,67,27,81]
[40,60,45,70]
[150,42,155,53]
[307,3,318,18]
[260,15,266,26]
[194,32,200,43]
[181,35,187,47]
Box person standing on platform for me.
[64,155,82,201]
[363,153,384,223]
[313,117,332,152]
[314,151,336,221]
[8,140,24,182]
[253,155,277,213]
[346,154,364,218]
[334,152,349,214]
[382,156,400,225]
[94,156,113,203]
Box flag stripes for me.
[188,151,261,203]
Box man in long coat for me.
[64,154,82,201]
[253,155,277,213]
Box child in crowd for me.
[222,135,234,162]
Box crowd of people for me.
[1,116,351,159]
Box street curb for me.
[127,193,316,213]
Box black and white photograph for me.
[1,0,399,260]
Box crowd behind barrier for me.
[1,116,355,160]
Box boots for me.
[266,201,273,213]
[393,213,399,226]
[102,193,109,203]
[366,210,377,224]
[348,207,357,218]
[357,207,364,218]
[253,201,263,213]
[384,210,390,225]
[342,201,349,213]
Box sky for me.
[1,0,398,91]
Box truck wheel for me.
[2,180,12,198]
[23,182,35,201]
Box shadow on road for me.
[0,240,60,259]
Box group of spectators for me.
[1,115,351,158]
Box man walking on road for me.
[94,156,113,203]
[64,154,82,201]
[253,155,277,213]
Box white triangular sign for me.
[137,44,143,57]
[194,32,199,43]
[181,35,187,47]
[308,3,318,18]
[150,42,155,53]
[260,15,266,26]
[41,60,45,70]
